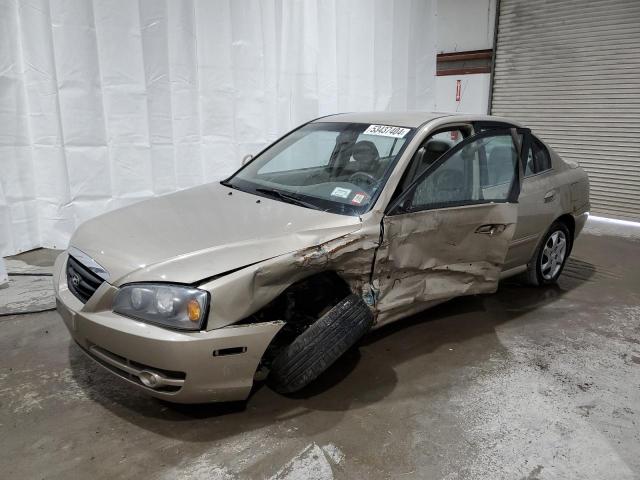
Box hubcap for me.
[540,230,567,280]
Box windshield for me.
[224,122,415,215]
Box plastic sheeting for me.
[0,258,7,287]
[0,0,437,256]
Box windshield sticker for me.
[351,193,366,205]
[363,124,410,138]
[331,187,351,199]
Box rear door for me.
[373,128,527,325]
[503,136,558,270]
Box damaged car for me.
[53,112,590,403]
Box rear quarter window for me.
[525,138,552,176]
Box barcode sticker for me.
[363,124,410,138]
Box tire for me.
[526,221,572,286]
[267,294,374,394]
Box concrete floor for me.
[1,227,639,479]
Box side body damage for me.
[52,112,590,402]
[213,200,518,334]
[201,221,382,329]
[195,222,382,383]
[373,203,518,326]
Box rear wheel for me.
[526,221,572,286]
[267,294,373,394]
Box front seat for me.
[414,140,452,179]
[399,139,452,192]
[422,140,451,169]
[351,140,381,173]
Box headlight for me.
[113,284,209,331]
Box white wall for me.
[436,0,496,53]
[434,0,496,114]
[434,74,492,114]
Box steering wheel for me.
[348,172,377,189]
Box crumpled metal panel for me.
[201,202,518,331]
[373,203,518,326]
[201,221,382,330]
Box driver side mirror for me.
[241,154,253,166]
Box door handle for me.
[475,224,507,236]
[544,190,556,202]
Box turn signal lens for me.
[187,299,202,322]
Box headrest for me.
[352,141,380,162]
[425,140,451,154]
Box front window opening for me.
[405,133,518,212]
[224,122,416,216]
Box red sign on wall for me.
[455,79,461,102]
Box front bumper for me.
[53,253,283,403]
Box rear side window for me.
[525,138,552,176]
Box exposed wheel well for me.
[237,271,352,327]
[556,213,575,242]
[245,271,352,370]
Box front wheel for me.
[526,221,572,286]
[267,294,373,394]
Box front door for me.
[373,129,526,326]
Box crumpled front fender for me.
[200,224,382,330]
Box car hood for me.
[69,182,363,286]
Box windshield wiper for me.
[254,188,321,210]
[220,179,241,190]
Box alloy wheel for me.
[540,230,567,280]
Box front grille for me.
[66,255,104,303]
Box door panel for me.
[503,173,557,270]
[504,138,558,270]
[374,203,517,325]
[373,128,524,326]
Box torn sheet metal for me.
[116,196,519,332]
[201,221,382,330]
[207,199,519,331]
[373,203,518,326]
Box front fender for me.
[200,228,380,331]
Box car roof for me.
[312,111,523,129]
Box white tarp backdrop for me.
[0,0,438,257]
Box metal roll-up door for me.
[491,0,640,220]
